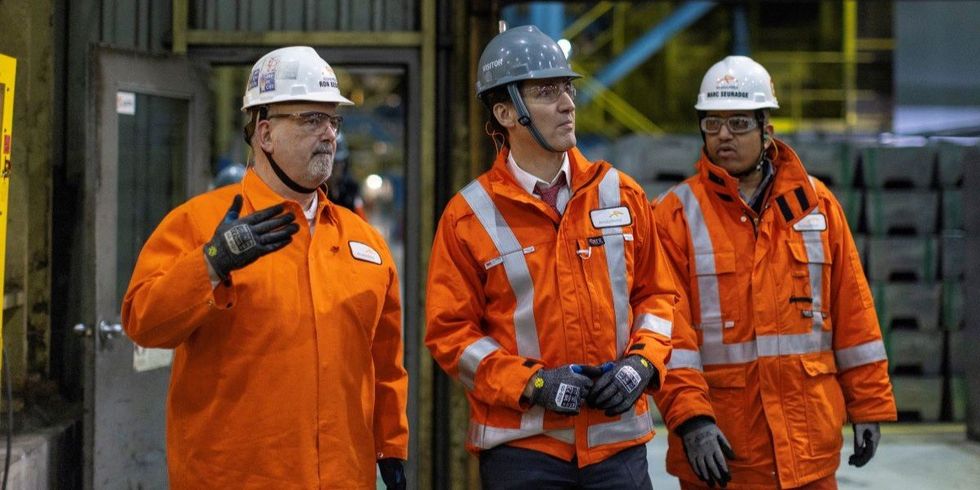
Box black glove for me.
[677,416,736,488]
[528,364,604,415]
[378,458,406,490]
[848,422,881,468]
[203,195,299,281]
[586,355,658,416]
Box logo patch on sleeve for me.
[590,206,632,228]
[349,241,382,264]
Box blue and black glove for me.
[203,194,299,281]
[528,364,604,415]
[587,355,658,416]
[378,458,406,490]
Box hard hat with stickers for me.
[241,46,353,111]
[695,55,779,111]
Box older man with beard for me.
[121,46,409,489]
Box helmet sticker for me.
[280,60,299,80]
[247,68,260,90]
[319,67,338,88]
[260,71,276,93]
[264,56,280,71]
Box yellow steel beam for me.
[843,0,858,129]
[563,2,614,40]
[573,62,662,134]
[185,30,423,47]
[173,0,188,54]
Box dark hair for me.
[480,86,512,146]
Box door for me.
[79,48,211,489]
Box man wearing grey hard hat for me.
[425,25,678,489]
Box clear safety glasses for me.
[267,111,344,134]
[700,115,758,135]
[522,80,577,103]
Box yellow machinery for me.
[0,53,15,372]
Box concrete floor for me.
[646,424,980,489]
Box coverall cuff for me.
[375,446,409,460]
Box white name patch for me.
[590,206,632,228]
[793,213,827,232]
[349,241,382,264]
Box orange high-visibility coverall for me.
[426,147,677,467]
[653,139,896,489]
[122,170,408,489]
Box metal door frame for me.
[85,46,211,488]
[188,45,423,484]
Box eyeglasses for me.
[700,116,758,135]
[266,111,343,133]
[522,80,577,103]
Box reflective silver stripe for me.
[671,185,722,327]
[460,180,548,446]
[586,409,653,447]
[801,207,827,328]
[835,340,888,371]
[672,183,728,364]
[666,348,703,371]
[699,331,833,366]
[634,313,672,338]
[460,181,541,359]
[598,168,631,356]
[458,336,501,390]
[468,406,549,449]
[545,428,575,444]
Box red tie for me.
[534,172,566,215]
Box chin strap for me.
[507,83,561,153]
[263,148,320,194]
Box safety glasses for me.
[267,111,343,134]
[522,79,577,103]
[700,115,758,134]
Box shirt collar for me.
[506,151,571,196]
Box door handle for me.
[98,320,124,342]
[72,321,125,346]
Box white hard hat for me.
[695,56,779,111]
[241,46,353,111]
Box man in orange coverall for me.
[122,46,408,489]
[425,25,677,489]
[652,56,897,489]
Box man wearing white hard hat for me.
[122,46,409,489]
[652,56,896,489]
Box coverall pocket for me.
[703,366,747,455]
[786,240,832,327]
[693,251,740,324]
[799,352,846,457]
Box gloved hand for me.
[528,364,604,415]
[848,422,881,468]
[203,195,299,281]
[586,355,658,416]
[378,458,406,490]
[677,416,736,488]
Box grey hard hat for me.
[475,25,581,97]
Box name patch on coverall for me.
[349,241,382,264]
[590,206,632,228]
[793,213,827,232]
